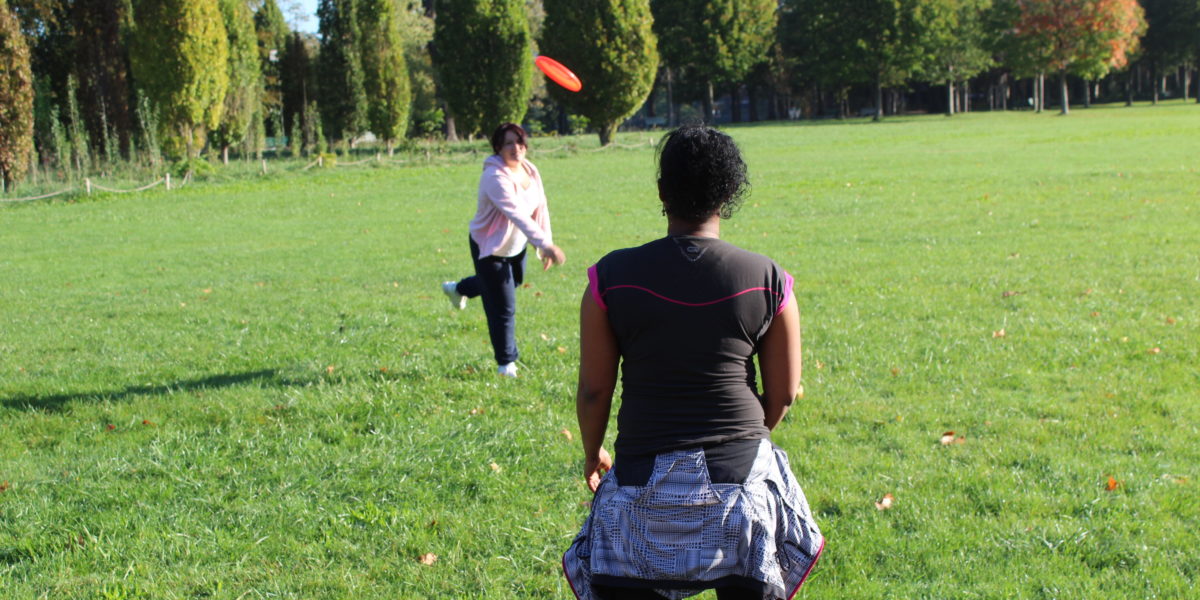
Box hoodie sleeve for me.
[480,161,553,249]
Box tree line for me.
[2,0,1198,190]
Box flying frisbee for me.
[535,55,582,92]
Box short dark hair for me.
[490,123,528,155]
[656,125,748,221]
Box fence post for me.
[85,178,91,196]
[262,159,267,175]
[165,173,171,191]
[318,155,323,168]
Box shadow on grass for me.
[1,369,284,412]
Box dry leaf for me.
[418,553,438,565]
[814,360,825,370]
[468,407,484,416]
[556,346,567,354]
[993,329,1006,338]
[522,283,532,289]
[1147,347,1161,355]
[490,462,501,472]
[202,288,212,294]
[535,291,543,297]
[1165,317,1177,325]
[1090,311,1100,317]
[326,365,335,374]
[875,493,895,510]
[142,420,155,426]
[106,424,115,431]
[0,481,9,493]
[560,428,573,441]
[379,367,388,373]
[890,367,900,377]
[540,333,550,341]
[1001,290,1022,298]
[940,431,966,445]
[1105,476,1119,492]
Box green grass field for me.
[3,104,1199,599]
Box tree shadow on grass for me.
[1,369,285,412]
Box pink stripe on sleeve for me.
[587,264,607,311]
[775,270,794,317]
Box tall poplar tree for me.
[255,0,290,136]
[359,0,410,152]
[432,0,532,139]
[541,0,658,145]
[652,0,776,123]
[70,0,134,158]
[318,0,369,143]
[214,0,262,163]
[0,0,34,189]
[129,0,229,159]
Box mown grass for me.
[2,103,1198,598]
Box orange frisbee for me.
[535,55,582,92]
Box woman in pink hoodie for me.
[442,123,566,378]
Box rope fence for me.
[2,136,656,205]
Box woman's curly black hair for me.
[656,124,749,221]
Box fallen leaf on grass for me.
[326,365,336,374]
[814,360,825,370]
[418,553,438,565]
[560,428,573,441]
[890,367,900,377]
[993,329,1006,338]
[106,424,116,431]
[556,346,567,354]
[540,333,550,341]
[468,407,485,416]
[1001,290,1023,298]
[534,291,543,297]
[1147,347,1161,355]
[939,431,966,445]
[1165,317,1177,325]
[875,493,895,510]
[1105,476,1120,492]
[1090,312,1100,318]
[202,288,212,294]
[142,420,155,426]
[490,462,501,473]
[522,283,532,289]
[0,482,9,493]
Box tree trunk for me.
[1084,80,1091,108]
[962,81,970,113]
[597,121,617,146]
[1183,69,1191,101]
[947,81,955,115]
[1151,63,1160,104]
[873,75,883,121]
[444,104,458,142]
[223,145,229,165]
[729,85,741,123]
[702,80,715,124]
[1059,72,1069,115]
[666,67,676,126]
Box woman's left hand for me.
[584,447,612,493]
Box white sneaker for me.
[497,362,518,378]
[442,281,467,310]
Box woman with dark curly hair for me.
[442,123,566,378]
[563,125,824,600]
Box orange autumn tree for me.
[1010,0,1146,114]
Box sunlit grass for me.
[2,103,1198,598]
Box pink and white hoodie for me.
[469,155,553,258]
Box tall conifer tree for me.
[318,0,369,143]
[541,0,658,145]
[432,0,531,139]
[0,0,34,189]
[360,0,410,152]
[129,0,229,159]
[214,0,262,163]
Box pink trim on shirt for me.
[587,264,607,311]
[776,270,795,317]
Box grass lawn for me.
[2,103,1198,598]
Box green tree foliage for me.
[129,0,230,159]
[213,0,262,163]
[541,0,658,145]
[922,0,994,115]
[318,0,369,143]
[69,0,134,158]
[0,0,35,189]
[432,0,532,139]
[652,0,776,122]
[280,31,317,148]
[397,1,439,138]
[359,0,410,152]
[1138,0,1200,101]
[254,0,290,136]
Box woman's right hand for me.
[540,244,566,271]
[584,447,612,493]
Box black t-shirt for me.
[587,235,794,458]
